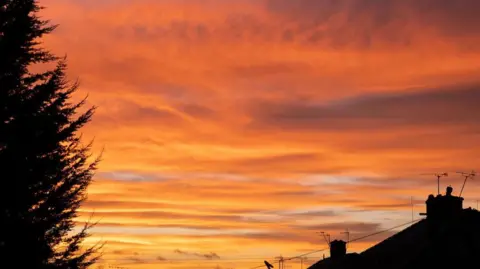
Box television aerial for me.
[456,171,476,197]
[420,172,448,195]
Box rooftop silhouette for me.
[308,186,480,269]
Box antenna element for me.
[420,172,448,195]
[456,171,476,197]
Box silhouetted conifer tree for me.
[0,1,100,268]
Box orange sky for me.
[38,1,480,268]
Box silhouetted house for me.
[308,239,361,269]
[308,186,480,269]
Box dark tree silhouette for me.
[0,1,100,268]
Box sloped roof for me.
[309,208,480,269]
[307,253,361,269]
[363,208,480,269]
[360,219,429,269]
[361,219,430,269]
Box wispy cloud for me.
[174,249,221,260]
[35,0,480,268]
[248,84,480,132]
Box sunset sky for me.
[38,1,480,268]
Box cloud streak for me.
[35,0,480,268]
[174,249,221,260]
[248,83,480,131]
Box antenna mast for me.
[420,172,448,195]
[299,257,308,269]
[411,196,414,222]
[317,232,330,245]
[456,171,476,197]
[275,255,284,269]
[341,229,350,249]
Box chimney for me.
[330,240,347,260]
[425,186,463,220]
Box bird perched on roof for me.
[264,260,274,269]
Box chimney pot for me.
[330,240,347,259]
